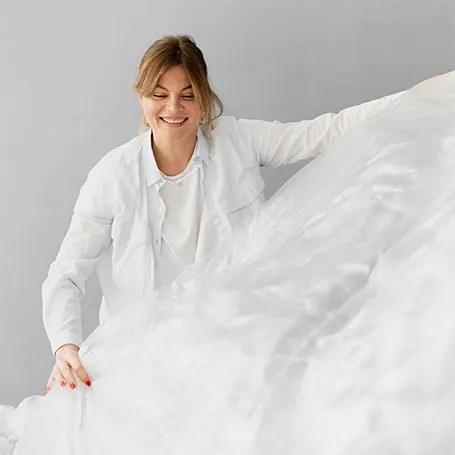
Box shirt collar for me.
[141,126,209,187]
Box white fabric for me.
[154,143,220,287]
[157,156,203,286]
[1,72,454,455]
[41,90,406,355]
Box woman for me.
[1,39,455,454]
[41,35,405,394]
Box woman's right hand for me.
[44,343,92,392]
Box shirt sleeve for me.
[42,160,116,356]
[235,90,407,168]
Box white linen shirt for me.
[42,90,406,355]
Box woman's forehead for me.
[157,65,192,89]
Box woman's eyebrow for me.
[155,84,193,91]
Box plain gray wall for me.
[1,0,454,406]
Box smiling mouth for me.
[160,117,188,125]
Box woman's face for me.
[139,65,202,144]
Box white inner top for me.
[156,149,219,287]
[160,155,202,268]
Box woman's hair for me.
[132,35,224,137]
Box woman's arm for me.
[42,161,116,356]
[235,90,406,168]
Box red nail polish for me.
[85,380,91,387]
[60,381,66,386]
[70,383,76,389]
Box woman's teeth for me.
[161,118,187,124]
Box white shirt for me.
[42,90,407,355]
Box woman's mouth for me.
[160,117,188,126]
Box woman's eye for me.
[152,94,194,100]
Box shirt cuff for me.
[49,332,83,357]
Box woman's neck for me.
[152,134,197,176]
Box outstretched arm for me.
[235,90,406,168]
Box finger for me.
[73,364,92,386]
[55,368,67,388]
[57,360,77,389]
[44,366,60,390]
[70,361,92,386]
[44,372,55,392]
[67,353,92,387]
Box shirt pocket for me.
[220,166,265,215]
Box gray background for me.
[1,0,454,406]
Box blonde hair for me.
[132,35,224,138]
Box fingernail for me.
[70,383,76,389]
[85,380,91,387]
[60,381,66,386]
[44,386,48,392]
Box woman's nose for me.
[166,96,183,112]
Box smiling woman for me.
[4,33,440,454]
[132,36,224,177]
[133,35,224,134]
[35,32,408,398]
[137,65,205,175]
